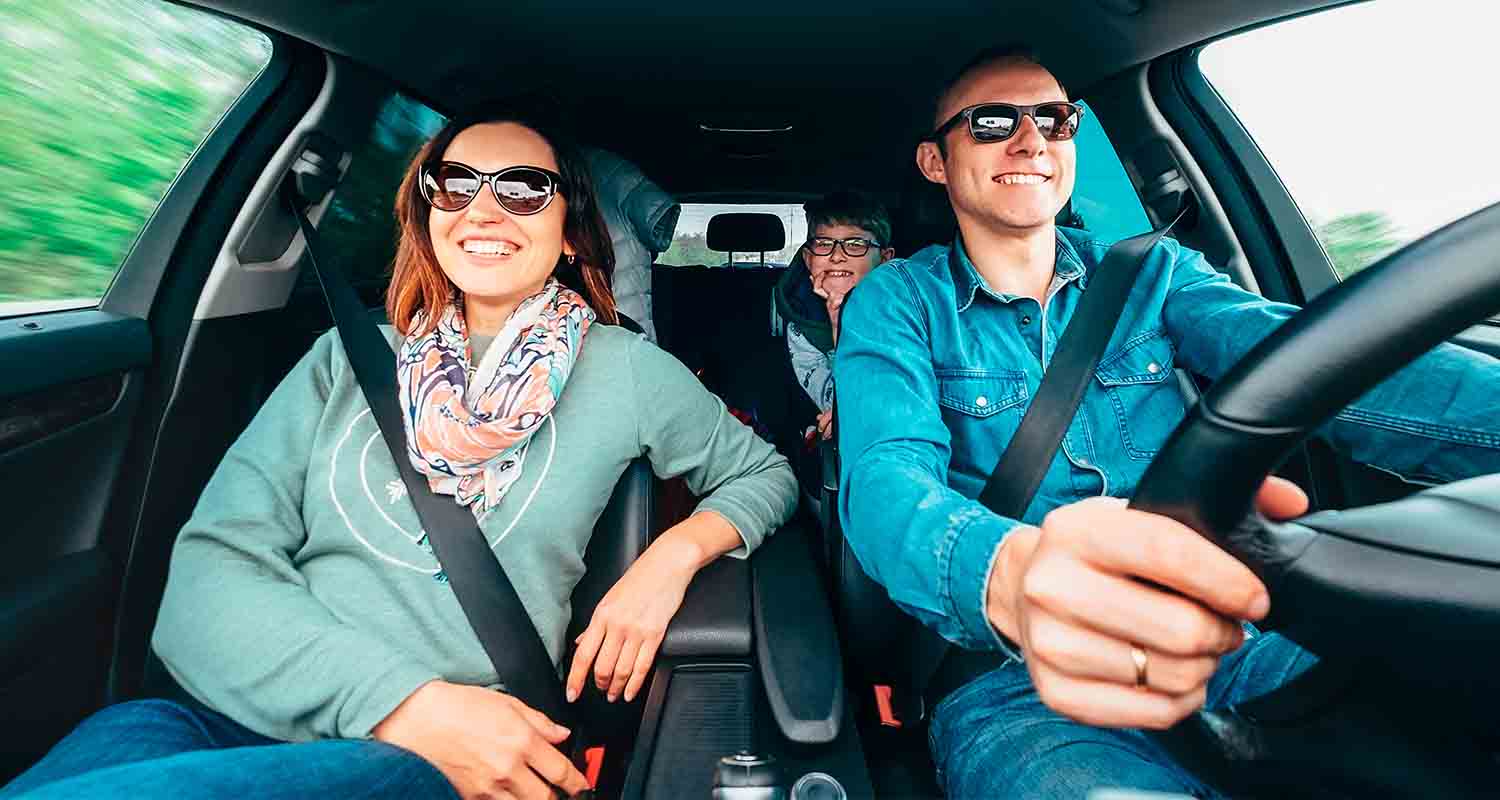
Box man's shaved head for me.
[915,44,1077,236]
[931,45,1068,131]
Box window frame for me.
[0,4,292,322]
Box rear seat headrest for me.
[707,213,786,253]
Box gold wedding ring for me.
[1131,646,1149,689]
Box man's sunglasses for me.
[804,237,883,258]
[927,102,1085,144]
[418,161,564,215]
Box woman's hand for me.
[566,534,697,704]
[372,680,589,800]
[567,511,743,704]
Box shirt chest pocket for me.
[936,369,1029,480]
[1094,330,1185,461]
[937,369,1029,416]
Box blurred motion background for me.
[0,0,271,312]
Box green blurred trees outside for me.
[1313,211,1405,280]
[659,233,722,267]
[0,0,271,304]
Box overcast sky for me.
[1198,0,1500,242]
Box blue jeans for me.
[927,631,1317,799]
[0,699,457,799]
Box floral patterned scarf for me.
[397,279,594,520]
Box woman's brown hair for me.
[386,105,618,335]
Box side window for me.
[1070,100,1153,243]
[313,93,448,288]
[0,0,272,318]
[1200,0,1500,279]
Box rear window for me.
[656,203,807,268]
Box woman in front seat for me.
[1,106,797,800]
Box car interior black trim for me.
[0,312,151,402]
[0,374,125,456]
[751,521,845,744]
[659,554,752,658]
[0,547,119,782]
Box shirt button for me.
[1147,362,1161,374]
[1021,315,1033,326]
[1077,457,1089,466]
[975,395,989,408]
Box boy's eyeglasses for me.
[927,102,1085,144]
[418,161,563,214]
[804,237,883,258]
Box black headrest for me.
[707,213,786,252]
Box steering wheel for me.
[1127,202,1500,797]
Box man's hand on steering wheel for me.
[984,476,1309,730]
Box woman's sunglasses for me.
[927,102,1085,144]
[418,161,563,215]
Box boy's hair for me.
[804,190,893,249]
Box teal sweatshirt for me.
[151,324,797,743]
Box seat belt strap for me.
[284,185,570,725]
[977,217,1181,518]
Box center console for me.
[618,519,871,799]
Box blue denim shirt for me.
[834,227,1500,656]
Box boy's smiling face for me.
[805,222,889,300]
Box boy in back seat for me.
[773,191,895,442]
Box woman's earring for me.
[566,253,577,265]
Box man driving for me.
[834,45,1500,798]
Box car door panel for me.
[0,549,118,781]
[0,313,149,780]
[0,9,309,776]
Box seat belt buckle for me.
[582,745,605,788]
[873,684,903,728]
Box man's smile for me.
[994,172,1051,185]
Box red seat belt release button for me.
[583,746,605,788]
[873,684,902,728]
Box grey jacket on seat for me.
[584,148,680,342]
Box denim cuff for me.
[943,508,1024,661]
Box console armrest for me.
[751,522,844,745]
[660,555,752,657]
